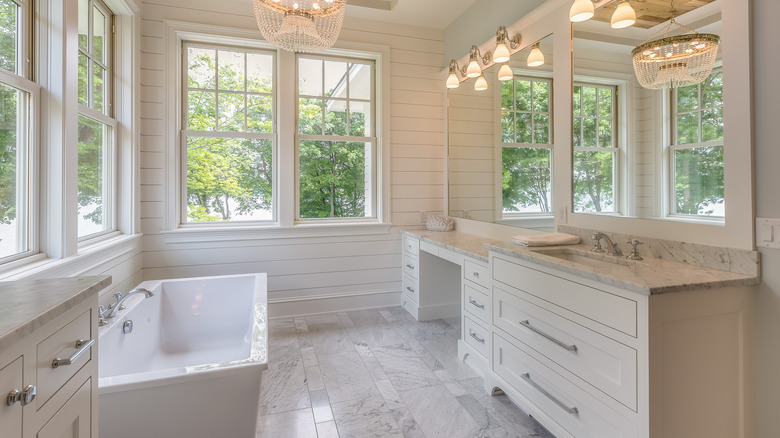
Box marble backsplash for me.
[558,225,761,277]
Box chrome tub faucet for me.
[99,288,154,326]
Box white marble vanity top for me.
[401,229,759,295]
[0,275,111,353]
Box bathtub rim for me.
[97,273,268,395]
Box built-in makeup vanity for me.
[0,276,110,438]
[400,228,759,438]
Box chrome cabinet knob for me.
[8,385,36,406]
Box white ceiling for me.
[345,0,479,30]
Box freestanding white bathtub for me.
[98,273,268,438]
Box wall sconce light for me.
[569,0,594,22]
[498,63,513,81]
[466,45,491,78]
[474,75,488,91]
[527,43,545,67]
[492,26,522,63]
[446,59,461,89]
[611,0,636,29]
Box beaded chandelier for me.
[253,0,346,53]
[631,17,719,89]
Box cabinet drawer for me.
[492,256,637,337]
[464,260,489,289]
[463,283,490,324]
[464,317,490,359]
[402,235,419,255]
[493,334,638,438]
[402,252,419,279]
[402,275,419,304]
[493,286,637,410]
[36,310,93,408]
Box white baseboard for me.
[268,289,401,318]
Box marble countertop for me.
[0,276,112,354]
[401,228,759,295]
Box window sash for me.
[502,76,553,146]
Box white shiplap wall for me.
[138,0,445,316]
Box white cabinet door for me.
[36,379,90,438]
[0,357,23,437]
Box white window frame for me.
[294,53,378,223]
[180,41,278,226]
[500,73,554,218]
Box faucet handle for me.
[591,233,605,253]
[626,240,644,260]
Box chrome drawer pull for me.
[469,330,485,343]
[472,272,480,279]
[520,320,577,352]
[406,264,415,269]
[52,339,95,369]
[406,286,415,293]
[469,299,485,310]
[521,372,578,415]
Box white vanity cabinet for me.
[484,252,753,438]
[0,277,107,438]
[400,234,461,321]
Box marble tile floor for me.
[256,306,555,438]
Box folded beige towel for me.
[512,232,581,247]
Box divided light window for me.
[671,69,724,217]
[183,43,275,223]
[296,55,376,220]
[501,76,552,214]
[77,0,115,238]
[0,0,35,261]
[573,83,617,213]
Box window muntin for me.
[501,76,552,214]
[296,55,376,220]
[573,83,618,213]
[670,69,724,217]
[183,44,275,223]
[77,0,114,238]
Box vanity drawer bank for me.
[0,276,110,438]
[400,228,758,438]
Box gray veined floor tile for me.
[306,313,354,355]
[304,365,326,392]
[398,384,482,438]
[268,317,301,364]
[256,408,318,438]
[331,395,404,438]
[316,420,341,438]
[372,344,441,392]
[295,316,313,348]
[420,334,480,381]
[258,356,310,416]
[318,350,380,403]
[310,389,334,423]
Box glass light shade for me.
[253,0,346,53]
[527,46,545,67]
[474,75,488,91]
[611,1,636,29]
[466,59,481,78]
[493,43,511,64]
[569,0,594,22]
[498,64,513,81]
[446,72,460,89]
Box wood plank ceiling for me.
[593,0,717,28]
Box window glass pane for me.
[0,82,29,257]
[533,114,549,144]
[514,80,530,111]
[582,117,597,147]
[247,52,273,93]
[299,141,367,218]
[186,137,273,222]
[93,62,104,113]
[532,81,549,113]
[188,47,216,89]
[217,92,245,132]
[324,60,348,98]
[702,71,723,108]
[572,86,581,116]
[598,88,612,118]
[77,115,110,237]
[574,151,615,213]
[502,147,552,213]
[349,100,370,137]
[324,100,347,136]
[501,112,513,143]
[77,0,89,51]
[298,58,322,96]
[247,95,272,133]
[349,63,371,100]
[187,91,216,131]
[93,6,106,64]
[674,146,724,216]
[702,107,723,142]
[515,112,531,144]
[676,112,699,145]
[582,86,596,117]
[218,50,245,91]
[598,119,612,148]
[501,80,513,110]
[676,84,699,112]
[0,0,18,73]
[298,97,322,135]
[572,117,582,147]
[78,52,89,106]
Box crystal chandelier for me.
[631,16,719,89]
[253,0,346,53]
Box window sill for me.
[496,216,555,230]
[161,222,393,244]
[0,234,142,281]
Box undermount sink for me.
[529,248,633,269]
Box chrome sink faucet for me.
[98,288,154,326]
[591,232,622,256]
